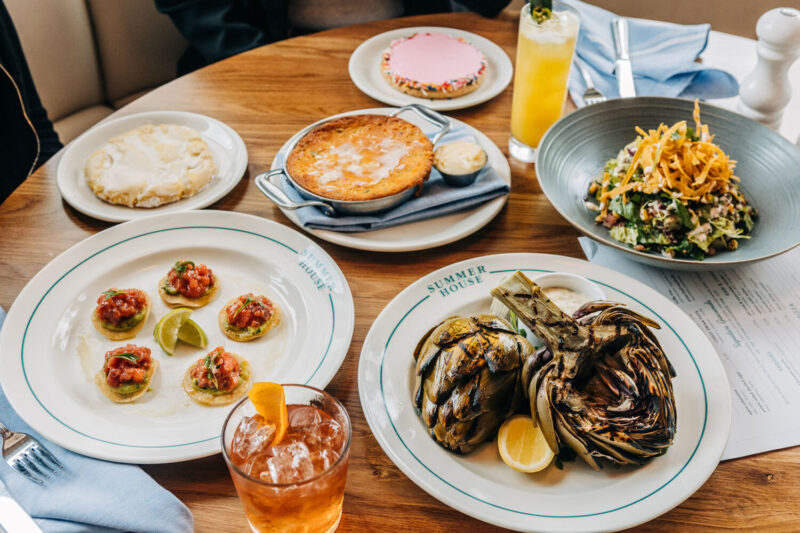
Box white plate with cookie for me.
[0,210,354,463]
[349,26,513,111]
[56,111,248,223]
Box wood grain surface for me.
[1,11,798,533]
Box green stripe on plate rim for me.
[20,225,336,448]
[379,268,708,518]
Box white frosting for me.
[306,136,417,190]
[84,124,216,208]
[434,141,486,175]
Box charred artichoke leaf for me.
[490,271,677,471]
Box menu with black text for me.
[580,238,800,460]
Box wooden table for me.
[1,11,798,533]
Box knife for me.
[0,495,43,533]
[612,18,636,97]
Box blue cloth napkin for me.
[274,128,510,232]
[0,308,194,532]
[566,0,739,107]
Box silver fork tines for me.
[575,57,607,106]
[1,421,63,484]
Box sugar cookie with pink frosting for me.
[381,32,486,99]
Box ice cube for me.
[265,440,315,483]
[310,447,340,471]
[288,405,323,430]
[231,417,276,461]
[303,420,345,452]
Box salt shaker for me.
[737,7,800,130]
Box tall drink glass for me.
[222,384,352,533]
[509,1,580,162]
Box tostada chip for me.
[158,260,219,308]
[91,288,151,341]
[218,293,280,342]
[183,346,251,406]
[95,344,158,403]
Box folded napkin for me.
[566,0,739,107]
[0,308,194,533]
[274,128,509,232]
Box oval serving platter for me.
[0,211,354,463]
[358,253,731,532]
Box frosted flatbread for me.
[84,124,217,208]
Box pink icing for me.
[387,33,484,85]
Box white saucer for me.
[349,26,513,111]
[56,111,248,223]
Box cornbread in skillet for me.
[286,114,433,201]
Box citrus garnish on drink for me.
[497,415,555,473]
[248,382,288,446]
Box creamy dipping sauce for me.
[543,286,589,315]
[434,141,487,175]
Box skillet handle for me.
[254,169,336,216]
[391,103,452,144]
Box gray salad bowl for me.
[536,97,800,271]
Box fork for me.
[575,57,606,106]
[1,421,63,484]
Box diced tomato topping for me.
[95,288,147,327]
[103,344,152,388]
[190,347,240,392]
[224,293,275,329]
[166,261,214,299]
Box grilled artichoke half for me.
[413,315,535,454]
[491,271,677,471]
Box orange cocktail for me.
[509,1,580,162]
[222,385,351,533]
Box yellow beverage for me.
[509,3,580,160]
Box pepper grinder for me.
[737,7,800,131]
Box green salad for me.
[586,103,756,260]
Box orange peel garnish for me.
[248,382,288,446]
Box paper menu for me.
[579,237,800,460]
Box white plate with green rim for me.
[0,210,354,463]
[358,253,731,532]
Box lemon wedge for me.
[497,415,554,473]
[248,382,288,446]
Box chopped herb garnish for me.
[109,352,139,363]
[231,296,267,321]
[102,289,125,300]
[203,351,221,390]
[173,260,195,274]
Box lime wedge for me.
[177,319,207,349]
[154,308,193,355]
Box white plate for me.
[349,26,513,111]
[56,111,248,223]
[0,211,354,463]
[358,253,731,532]
[269,107,510,252]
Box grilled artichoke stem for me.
[413,314,534,454]
[490,271,677,471]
